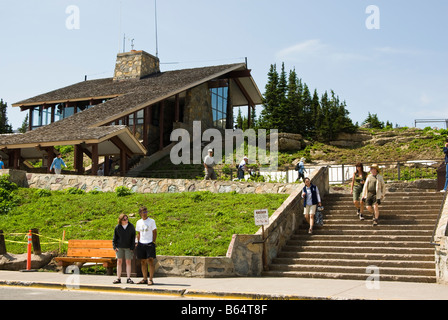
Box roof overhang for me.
[0,127,146,160]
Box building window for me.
[210,86,228,130]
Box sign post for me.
[254,209,269,271]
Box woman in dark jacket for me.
[112,214,136,284]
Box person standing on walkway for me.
[237,156,249,180]
[441,139,448,193]
[302,177,322,234]
[295,157,307,182]
[361,164,386,226]
[50,153,67,174]
[350,163,367,220]
[113,214,136,284]
[204,149,217,180]
[0,156,5,169]
[136,206,157,285]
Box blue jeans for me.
[444,164,448,191]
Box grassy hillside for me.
[0,187,288,257]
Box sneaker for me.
[373,218,378,226]
[127,278,134,284]
[113,278,121,284]
[441,190,446,193]
[359,214,365,221]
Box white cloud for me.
[276,39,370,63]
[276,39,327,59]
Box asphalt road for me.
[0,285,202,300]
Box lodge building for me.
[0,50,263,176]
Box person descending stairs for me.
[263,190,444,283]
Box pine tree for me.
[259,64,280,130]
[0,99,13,134]
[18,114,29,133]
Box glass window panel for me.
[32,107,42,127]
[64,106,75,119]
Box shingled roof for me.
[3,63,256,155]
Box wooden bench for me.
[55,240,117,275]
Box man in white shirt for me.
[204,149,217,180]
[237,156,248,180]
[136,206,157,285]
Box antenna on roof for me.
[155,0,159,57]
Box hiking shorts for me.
[116,248,133,260]
[136,242,156,260]
[353,186,363,202]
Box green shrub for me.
[0,175,19,215]
[65,187,85,195]
[37,189,52,197]
[115,186,133,197]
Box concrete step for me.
[295,229,433,236]
[291,234,430,242]
[267,264,435,277]
[277,251,435,262]
[286,239,434,249]
[281,245,434,255]
[297,223,435,230]
[271,257,435,269]
[262,270,436,283]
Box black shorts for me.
[366,193,379,206]
[136,242,156,259]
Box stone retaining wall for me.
[23,172,297,195]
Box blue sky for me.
[1,0,447,130]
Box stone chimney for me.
[113,50,160,81]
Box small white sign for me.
[254,209,269,226]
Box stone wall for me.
[23,172,297,195]
[184,83,213,132]
[434,195,448,284]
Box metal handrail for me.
[430,191,448,246]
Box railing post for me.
[397,162,401,181]
[341,164,345,184]
[0,230,6,255]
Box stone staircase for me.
[263,190,444,283]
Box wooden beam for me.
[74,144,84,174]
[174,94,180,123]
[159,101,165,151]
[221,69,252,79]
[110,136,133,158]
[91,143,99,176]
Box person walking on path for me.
[351,163,368,220]
[50,153,67,174]
[136,206,157,285]
[204,149,217,180]
[302,177,322,234]
[295,157,307,182]
[237,156,249,180]
[112,214,136,284]
[441,139,448,193]
[361,164,386,226]
[0,156,5,169]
